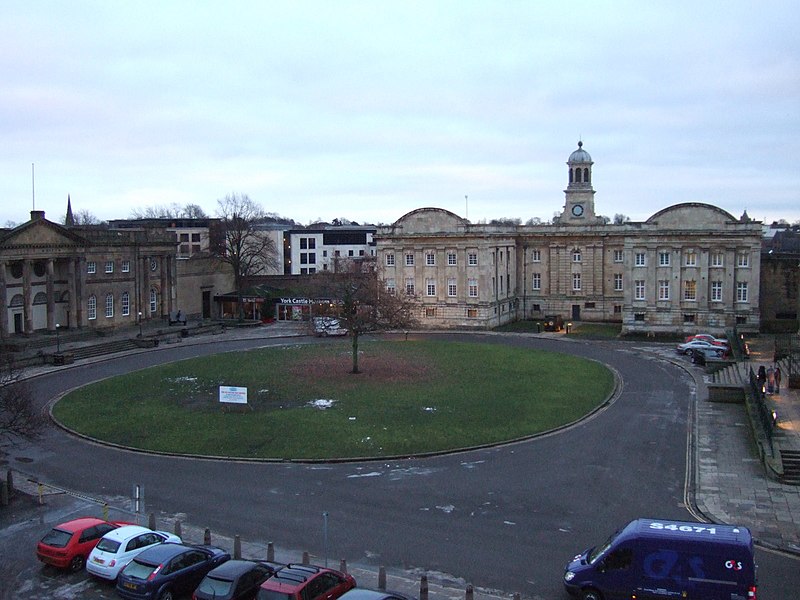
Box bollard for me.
[302,551,310,565]
[102,504,109,522]
[378,566,386,590]
[0,481,8,507]
[339,559,347,574]
[204,528,212,545]
[38,483,44,505]
[148,512,156,530]
[7,470,14,497]
[267,542,275,562]
[419,574,429,600]
[174,520,182,538]
[465,584,474,600]
[234,535,242,560]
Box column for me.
[46,259,55,331]
[23,260,33,333]
[0,261,7,339]
[68,258,78,328]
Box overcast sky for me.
[2,1,798,228]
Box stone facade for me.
[376,145,762,334]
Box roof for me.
[55,517,107,532]
[99,524,151,541]
[133,542,222,564]
[206,559,277,579]
[263,564,326,590]
[568,141,592,163]
[623,518,752,545]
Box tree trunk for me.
[351,331,360,374]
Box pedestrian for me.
[766,366,775,394]
[775,366,782,394]
[757,365,767,391]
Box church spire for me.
[65,194,74,226]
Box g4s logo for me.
[725,560,743,570]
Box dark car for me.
[543,314,563,332]
[36,517,130,572]
[338,589,417,600]
[116,542,230,600]
[194,560,280,600]
[256,564,355,600]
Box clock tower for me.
[561,141,596,223]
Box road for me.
[1,332,798,599]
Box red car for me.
[37,517,131,572]
[256,564,355,600]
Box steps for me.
[780,450,800,485]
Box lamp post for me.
[138,312,143,337]
[55,323,60,353]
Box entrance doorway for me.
[13,312,23,333]
[572,304,581,320]
[202,291,211,319]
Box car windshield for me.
[95,538,122,553]
[257,590,293,600]
[41,528,73,548]
[123,559,158,580]
[197,576,233,596]
[587,529,620,564]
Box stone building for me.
[1,210,179,337]
[760,226,800,332]
[376,144,762,334]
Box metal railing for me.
[747,367,774,456]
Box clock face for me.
[571,204,584,217]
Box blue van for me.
[563,518,757,600]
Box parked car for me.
[543,315,564,332]
[86,525,181,581]
[36,517,130,572]
[256,564,356,600]
[684,333,729,347]
[116,542,230,600]
[338,589,417,600]
[194,559,280,600]
[313,317,348,337]
[676,340,726,355]
[690,346,726,365]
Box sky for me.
[2,1,798,228]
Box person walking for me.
[758,365,767,392]
[775,366,782,394]
[767,366,775,394]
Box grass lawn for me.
[53,340,614,460]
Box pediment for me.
[393,207,468,234]
[1,219,85,248]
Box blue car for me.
[116,542,230,600]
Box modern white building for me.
[286,226,376,275]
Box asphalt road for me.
[2,332,799,599]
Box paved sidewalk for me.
[692,335,800,554]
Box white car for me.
[313,317,348,337]
[85,525,180,580]
[676,340,725,356]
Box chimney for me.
[30,210,46,221]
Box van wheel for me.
[580,590,603,600]
[158,589,174,600]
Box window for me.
[426,252,435,266]
[572,273,581,291]
[122,260,130,273]
[87,261,97,274]
[405,253,414,266]
[634,280,645,300]
[635,253,646,266]
[88,295,97,320]
[614,273,623,291]
[105,261,114,274]
[614,305,622,314]
[348,250,354,257]
[684,313,696,324]
[572,249,582,263]
[426,279,436,296]
[150,288,157,314]
[684,251,697,267]
[359,250,365,256]
[737,252,749,267]
[300,268,308,275]
[684,280,697,301]
[121,292,130,316]
[105,293,114,318]
[300,253,308,265]
[386,253,395,266]
[300,238,307,249]
[308,238,316,249]
[308,253,316,263]
[531,249,541,262]
[532,273,541,291]
[659,252,670,266]
[467,308,478,318]
[447,252,457,266]
[468,278,478,297]
[613,250,623,263]
[468,252,478,266]
[711,252,724,267]
[386,278,396,295]
[658,280,670,300]
[634,312,645,321]
[711,281,722,302]
[425,307,436,317]
[736,281,749,302]
[447,278,457,297]
[405,278,415,295]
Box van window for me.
[605,548,633,570]
[589,530,619,564]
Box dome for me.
[568,141,592,163]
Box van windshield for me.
[588,530,619,564]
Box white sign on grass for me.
[219,386,248,404]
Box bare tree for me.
[68,209,102,225]
[214,193,280,321]
[0,354,47,448]
[304,260,419,374]
[613,213,631,225]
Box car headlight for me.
[564,571,575,582]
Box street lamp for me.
[566,322,573,334]
[138,311,143,337]
[55,323,61,353]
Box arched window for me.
[150,288,158,314]
[105,293,114,318]
[569,168,574,183]
[584,167,590,183]
[88,295,97,320]
[33,292,47,304]
[575,168,582,183]
[9,294,24,307]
